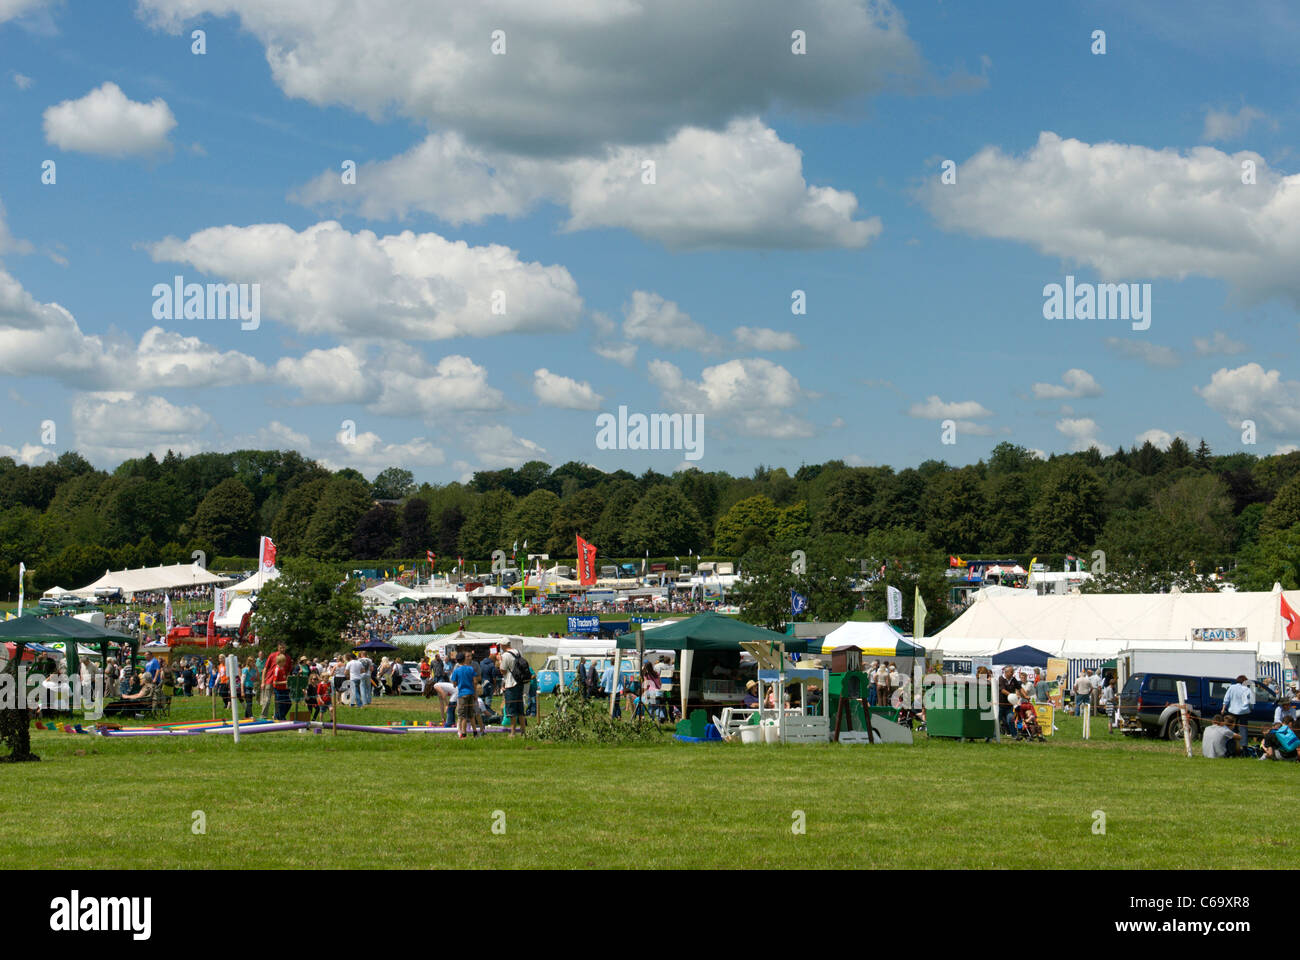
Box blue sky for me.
[1,0,1297,481]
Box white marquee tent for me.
[931,585,1291,666]
[225,566,280,594]
[71,563,231,597]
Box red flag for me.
[259,535,277,569]
[427,549,435,564]
[576,535,598,586]
[1282,595,1300,642]
[206,610,215,639]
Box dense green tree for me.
[925,469,987,552]
[304,475,373,560]
[546,489,605,557]
[507,489,561,551]
[434,505,466,558]
[592,481,641,556]
[190,478,256,557]
[352,504,400,558]
[1030,460,1105,552]
[773,501,811,545]
[457,490,516,558]
[624,486,705,556]
[399,497,432,557]
[251,557,363,657]
[271,477,329,556]
[815,469,878,537]
[1232,523,1300,591]
[1261,474,1300,536]
[371,467,416,501]
[713,495,779,554]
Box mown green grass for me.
[2,694,1293,869]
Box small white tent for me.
[225,567,280,594]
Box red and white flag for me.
[576,535,598,586]
[457,556,463,568]
[259,535,277,570]
[427,549,435,564]
[1282,595,1300,642]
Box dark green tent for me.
[613,612,809,718]
[0,615,136,677]
[614,611,809,652]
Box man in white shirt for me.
[346,654,367,708]
[1073,670,1093,716]
[1221,676,1255,755]
[1088,669,1104,711]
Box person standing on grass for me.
[452,652,478,739]
[499,642,526,738]
[863,658,883,702]
[241,657,256,719]
[1073,670,1093,717]
[1222,675,1255,756]
[263,649,290,721]
[345,653,365,707]
[998,666,1021,734]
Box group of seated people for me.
[1201,700,1300,760]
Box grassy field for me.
[1,693,1295,870]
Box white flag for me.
[164,594,174,633]
[17,562,25,617]
[886,585,903,620]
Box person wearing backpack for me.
[499,641,530,738]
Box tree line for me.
[5,438,1300,597]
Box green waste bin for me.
[923,680,996,739]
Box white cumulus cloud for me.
[43,82,176,157]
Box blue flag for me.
[790,589,808,616]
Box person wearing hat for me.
[743,680,760,708]
[1274,697,1297,726]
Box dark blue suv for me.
[1117,673,1279,741]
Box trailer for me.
[1115,643,1258,694]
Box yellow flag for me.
[913,587,927,641]
[1028,557,1037,581]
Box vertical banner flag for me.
[576,536,598,586]
[886,585,903,620]
[427,549,435,565]
[164,593,174,633]
[914,587,928,641]
[214,588,229,619]
[791,589,808,617]
[17,561,24,618]
[1282,594,1300,642]
[259,536,277,570]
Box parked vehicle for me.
[534,655,640,694]
[1117,672,1279,741]
[395,662,424,695]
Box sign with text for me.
[1191,627,1246,642]
[568,616,600,634]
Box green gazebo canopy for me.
[614,611,811,652]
